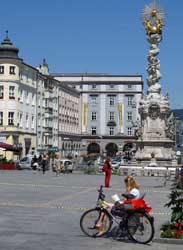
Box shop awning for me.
[0,142,21,152]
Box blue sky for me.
[0,0,183,109]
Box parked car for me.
[111,160,121,169]
[16,155,33,170]
[61,159,74,173]
[52,159,74,173]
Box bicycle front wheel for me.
[127,212,154,244]
[80,208,112,237]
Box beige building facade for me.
[0,35,37,160]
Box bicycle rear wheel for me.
[127,212,154,244]
[80,208,112,237]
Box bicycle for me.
[80,185,155,244]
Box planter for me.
[0,163,16,170]
[161,223,183,239]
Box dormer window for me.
[9,66,15,75]
[0,66,4,74]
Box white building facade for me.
[53,74,143,156]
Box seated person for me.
[94,176,140,236]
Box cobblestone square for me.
[0,171,182,250]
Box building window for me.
[20,113,23,128]
[109,96,115,106]
[31,116,34,129]
[38,115,41,126]
[9,86,15,99]
[110,84,114,89]
[9,66,15,75]
[20,89,23,102]
[26,115,29,128]
[26,91,29,104]
[91,126,97,135]
[109,112,115,121]
[38,94,41,106]
[109,127,114,135]
[91,96,97,105]
[92,84,96,89]
[128,84,132,89]
[38,136,42,145]
[32,94,35,106]
[26,73,29,82]
[91,112,97,121]
[0,112,3,125]
[17,112,20,127]
[8,112,14,125]
[127,96,133,106]
[127,112,132,121]
[128,127,132,135]
[0,86,4,99]
[0,66,4,74]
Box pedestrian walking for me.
[102,157,112,188]
[60,161,65,173]
[38,155,42,169]
[31,155,38,173]
[54,154,60,176]
[42,154,48,174]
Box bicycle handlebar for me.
[98,185,103,193]
[97,185,105,202]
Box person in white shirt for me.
[124,175,140,199]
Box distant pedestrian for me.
[38,155,42,168]
[42,154,48,174]
[102,157,112,188]
[31,155,38,173]
[60,161,65,173]
[54,154,60,176]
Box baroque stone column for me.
[135,2,176,166]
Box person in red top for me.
[102,157,112,188]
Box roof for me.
[51,72,142,78]
[0,32,21,60]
